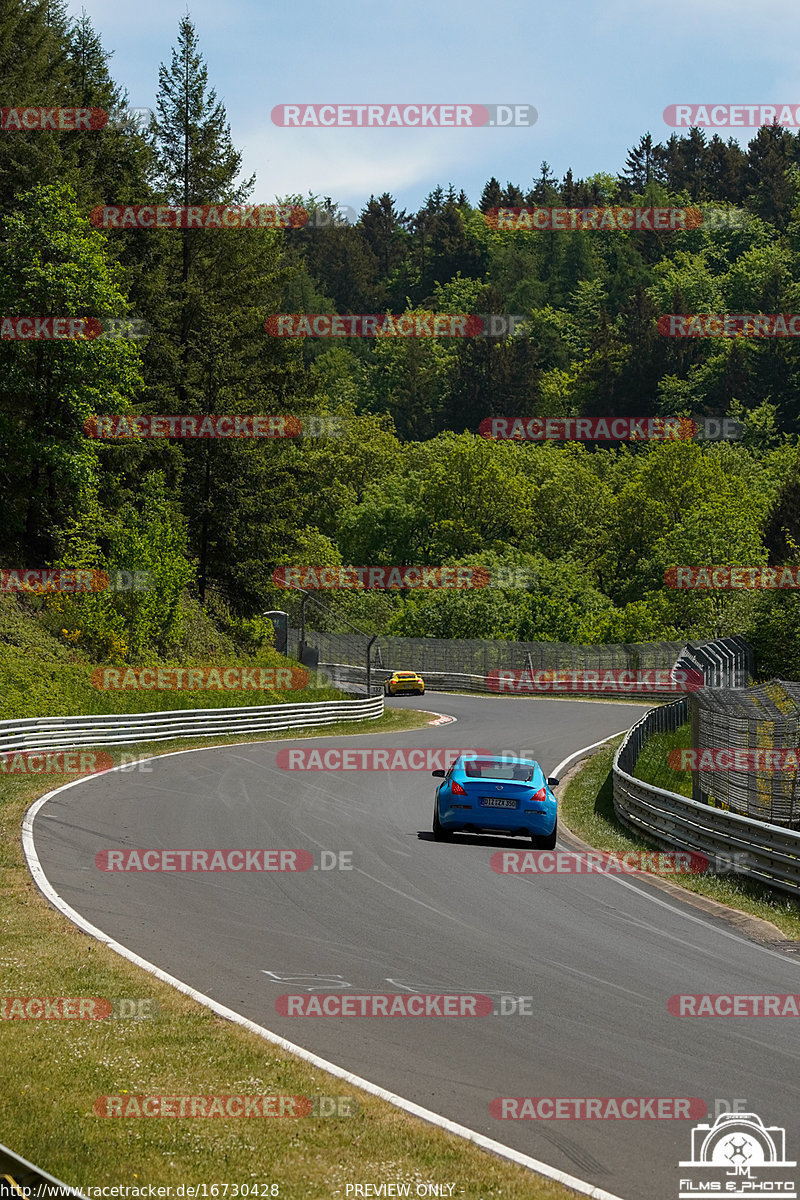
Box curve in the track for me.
[26,695,800,1200]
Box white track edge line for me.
[21,745,627,1200]
[551,730,632,781]
[551,733,800,964]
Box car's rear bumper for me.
[438,802,556,836]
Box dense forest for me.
[2,0,800,684]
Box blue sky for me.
[75,0,800,215]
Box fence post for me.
[366,636,377,696]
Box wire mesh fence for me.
[690,680,800,827]
[292,628,751,685]
[617,698,690,774]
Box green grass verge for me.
[0,638,347,718]
[631,722,693,797]
[0,592,352,718]
[0,706,577,1199]
[560,736,800,940]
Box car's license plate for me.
[480,797,518,809]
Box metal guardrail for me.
[0,695,384,757]
[0,1139,87,1198]
[321,663,728,699]
[613,700,800,899]
[323,664,493,694]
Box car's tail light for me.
[451,780,467,796]
[530,786,548,803]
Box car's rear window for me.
[396,673,417,678]
[463,760,536,781]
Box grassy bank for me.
[630,721,693,796]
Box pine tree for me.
[479,177,502,212]
[65,12,152,206]
[502,182,524,205]
[620,134,665,194]
[360,193,408,278]
[745,124,798,228]
[561,168,577,206]
[529,161,559,204]
[152,17,253,207]
[705,135,746,203]
[0,0,72,206]
[146,16,308,605]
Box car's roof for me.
[459,754,540,767]
[395,671,419,676]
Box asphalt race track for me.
[30,695,800,1200]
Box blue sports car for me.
[431,754,558,847]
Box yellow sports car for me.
[384,670,425,696]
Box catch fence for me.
[690,679,800,826]
[293,629,751,691]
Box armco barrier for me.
[613,699,800,899]
[0,695,383,758]
[323,664,492,694]
[322,663,717,698]
[0,1139,86,1198]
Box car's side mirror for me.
[431,769,445,778]
[547,776,560,787]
